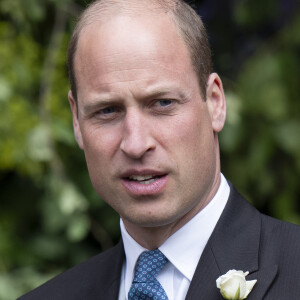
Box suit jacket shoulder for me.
[186,183,300,300]
[18,240,124,300]
[257,213,300,298]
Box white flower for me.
[216,270,257,299]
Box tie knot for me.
[133,249,168,283]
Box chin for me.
[126,211,180,228]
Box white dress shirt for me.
[118,173,230,300]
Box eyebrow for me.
[144,89,191,103]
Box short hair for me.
[67,0,212,101]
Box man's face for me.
[70,14,225,232]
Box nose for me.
[120,110,155,159]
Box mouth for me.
[126,174,164,185]
[121,172,168,196]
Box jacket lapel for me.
[186,184,278,299]
[246,264,278,299]
[99,240,125,300]
[185,244,223,299]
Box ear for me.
[206,73,226,133]
[68,90,84,149]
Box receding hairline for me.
[74,0,178,38]
[68,0,212,101]
[72,2,192,76]
[69,0,181,90]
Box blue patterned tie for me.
[128,249,169,300]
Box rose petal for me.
[221,275,246,299]
[244,279,257,298]
[216,270,257,299]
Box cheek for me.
[81,126,121,159]
[82,133,116,192]
[171,114,216,176]
[170,113,213,152]
[80,128,121,186]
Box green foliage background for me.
[0,0,299,298]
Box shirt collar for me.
[160,174,229,280]
[120,220,147,293]
[121,173,229,283]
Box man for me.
[19,0,300,299]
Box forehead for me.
[77,13,192,67]
[73,13,199,100]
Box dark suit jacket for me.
[19,184,300,299]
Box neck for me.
[123,220,182,250]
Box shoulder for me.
[228,183,300,244]
[226,182,300,269]
[257,214,300,297]
[18,241,124,300]
[227,184,300,296]
[231,183,300,261]
[260,213,300,259]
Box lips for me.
[127,174,163,185]
[121,170,168,196]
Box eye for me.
[158,99,172,107]
[151,98,177,115]
[92,105,123,122]
[101,106,116,115]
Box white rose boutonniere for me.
[216,270,257,300]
